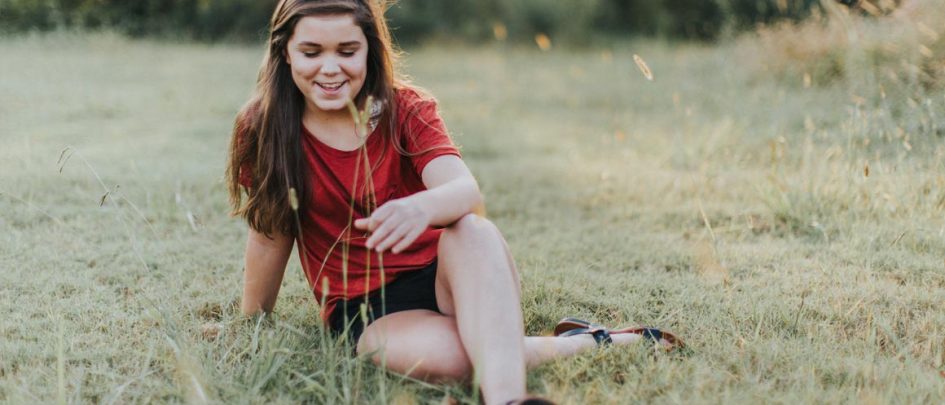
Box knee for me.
[438,214,518,286]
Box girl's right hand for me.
[353,196,432,254]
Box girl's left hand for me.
[353,197,432,254]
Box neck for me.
[301,101,366,151]
[303,102,355,128]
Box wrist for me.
[405,191,438,225]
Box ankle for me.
[610,333,641,345]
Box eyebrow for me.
[298,41,362,47]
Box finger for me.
[366,216,400,249]
[391,226,424,254]
[353,218,369,230]
[371,203,395,222]
[361,204,395,232]
[374,222,413,253]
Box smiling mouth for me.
[316,81,346,91]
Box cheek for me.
[289,58,316,78]
[348,56,368,81]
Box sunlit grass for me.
[1,19,944,403]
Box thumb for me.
[354,218,369,230]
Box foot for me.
[554,317,685,350]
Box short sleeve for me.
[399,91,461,177]
[238,161,253,189]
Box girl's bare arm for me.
[241,228,294,316]
[354,155,482,253]
[414,155,483,226]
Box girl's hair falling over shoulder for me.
[225,0,401,237]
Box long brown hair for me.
[226,0,400,236]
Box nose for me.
[321,57,342,75]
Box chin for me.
[315,101,347,111]
[311,96,349,112]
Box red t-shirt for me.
[238,88,460,322]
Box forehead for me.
[290,14,365,45]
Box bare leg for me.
[357,214,652,404]
[522,333,644,368]
[358,312,647,381]
[434,214,525,404]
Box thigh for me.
[434,269,456,316]
[356,309,472,382]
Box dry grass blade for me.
[859,0,883,17]
[0,187,74,232]
[57,319,66,405]
[633,54,654,81]
[99,189,112,207]
[916,22,940,42]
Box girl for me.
[226,1,683,404]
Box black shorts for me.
[328,260,441,344]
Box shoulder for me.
[394,86,438,114]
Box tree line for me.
[0,0,834,43]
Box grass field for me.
[2,24,945,404]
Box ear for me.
[283,48,291,65]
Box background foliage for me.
[0,0,829,42]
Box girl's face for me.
[286,14,368,115]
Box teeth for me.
[318,82,344,90]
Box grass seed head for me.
[288,187,299,211]
[633,54,654,81]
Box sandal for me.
[554,317,685,350]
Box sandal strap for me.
[592,328,613,346]
[558,327,613,346]
[638,328,663,343]
[553,317,592,336]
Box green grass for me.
[2,29,944,403]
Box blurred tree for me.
[663,0,725,39]
[718,0,823,29]
[0,0,828,43]
[594,0,665,36]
